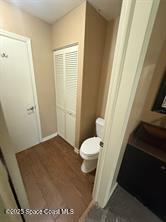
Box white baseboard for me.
[41,132,57,142]
[74,147,80,154]
[42,134,79,154]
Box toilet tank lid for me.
[96,117,104,126]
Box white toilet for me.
[80,117,104,173]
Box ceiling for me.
[5,0,122,24]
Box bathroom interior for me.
[0,0,166,221]
[0,0,121,221]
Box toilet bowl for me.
[80,137,101,173]
[80,118,104,173]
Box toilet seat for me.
[80,137,101,157]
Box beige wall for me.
[52,2,86,148]
[97,21,114,118]
[0,0,56,137]
[97,18,119,117]
[127,0,166,134]
[52,2,118,147]
[141,40,166,122]
[79,3,107,144]
[52,2,86,49]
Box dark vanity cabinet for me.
[118,144,166,220]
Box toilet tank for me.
[96,118,105,138]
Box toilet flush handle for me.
[100,141,104,148]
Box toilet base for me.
[81,159,98,173]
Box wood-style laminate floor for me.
[16,136,95,222]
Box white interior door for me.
[0,34,40,152]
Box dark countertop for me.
[128,122,166,163]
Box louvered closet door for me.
[54,50,65,139]
[65,46,78,146]
[54,45,78,147]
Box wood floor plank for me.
[28,148,66,210]
[35,143,87,221]
[16,136,95,222]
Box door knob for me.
[27,106,35,111]
[1,53,8,58]
[100,141,104,148]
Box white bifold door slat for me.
[54,45,78,147]
[54,52,65,109]
[56,107,65,139]
[66,113,76,147]
[65,50,78,114]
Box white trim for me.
[93,0,160,208]
[26,38,42,142]
[74,147,80,154]
[0,29,42,143]
[41,132,58,142]
[108,182,118,201]
[0,29,29,42]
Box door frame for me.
[0,29,42,144]
[92,0,160,207]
